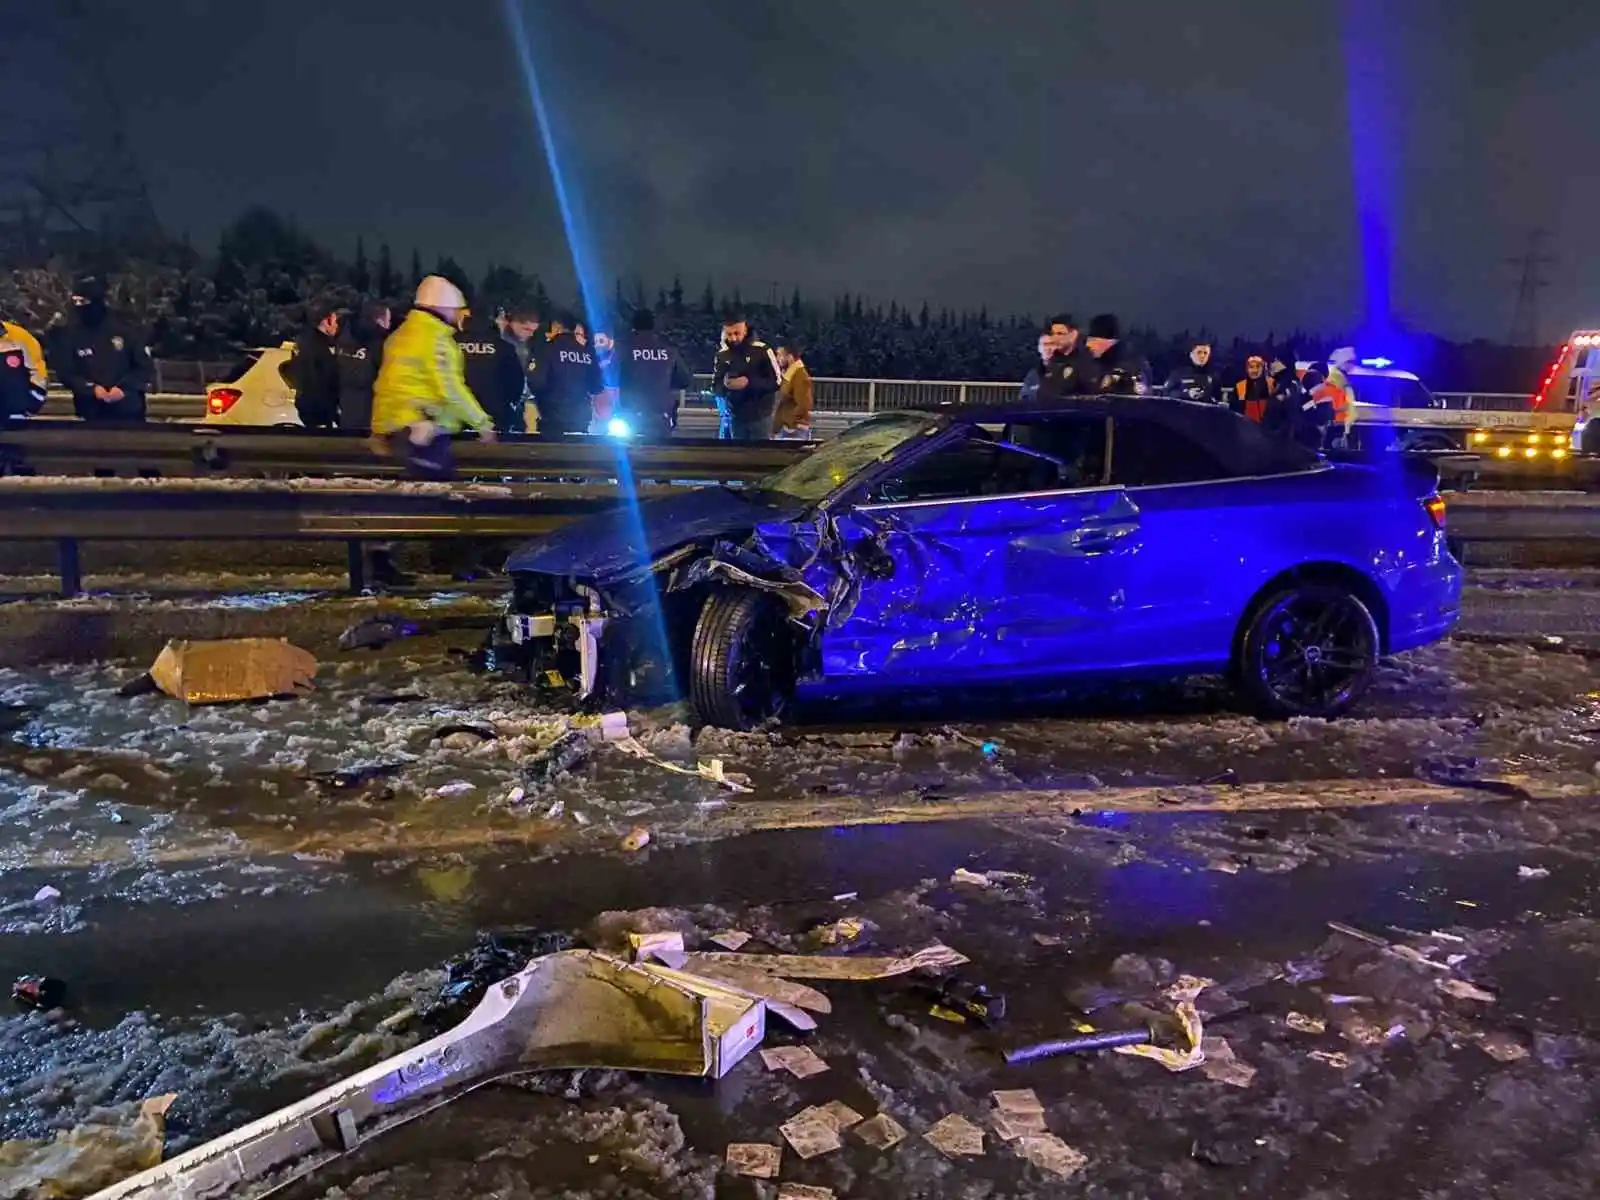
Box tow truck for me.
[1299,352,1579,460]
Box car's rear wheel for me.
[1235,584,1379,719]
[690,588,794,729]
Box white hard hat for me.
[415,275,466,311]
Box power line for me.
[1506,228,1556,346]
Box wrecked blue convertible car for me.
[498,399,1462,728]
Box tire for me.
[1234,583,1380,719]
[689,588,794,729]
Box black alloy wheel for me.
[1237,584,1380,719]
[689,588,795,730]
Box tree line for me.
[0,207,1554,392]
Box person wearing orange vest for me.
[1295,367,1335,449]
[1324,348,1358,447]
[1231,355,1275,423]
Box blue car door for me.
[818,426,1144,682]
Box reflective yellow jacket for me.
[371,309,492,435]
[1,321,47,392]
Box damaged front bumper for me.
[503,609,610,701]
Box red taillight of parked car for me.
[207,387,242,415]
[1424,494,1446,529]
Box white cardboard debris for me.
[760,1046,829,1078]
[1016,1134,1089,1179]
[629,931,687,969]
[924,1114,986,1158]
[710,930,752,951]
[725,1143,781,1178]
[853,1112,908,1150]
[1517,864,1550,880]
[1198,1037,1256,1088]
[780,1110,844,1159]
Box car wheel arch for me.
[1232,562,1390,658]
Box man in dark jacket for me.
[1164,340,1220,403]
[1085,313,1148,395]
[527,310,604,436]
[713,315,781,439]
[290,305,342,428]
[56,277,154,422]
[615,308,693,439]
[1021,314,1099,402]
[458,307,525,433]
[335,300,391,433]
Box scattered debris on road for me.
[724,1142,781,1178]
[0,1094,175,1200]
[924,1113,986,1158]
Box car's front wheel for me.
[1235,584,1380,719]
[690,588,794,729]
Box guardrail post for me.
[959,384,968,406]
[57,539,82,597]
[867,381,876,414]
[347,541,366,594]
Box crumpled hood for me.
[505,485,807,581]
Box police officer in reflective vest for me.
[527,310,604,436]
[616,308,693,439]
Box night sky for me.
[19,1,1600,340]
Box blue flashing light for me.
[606,417,632,439]
[1361,357,1395,369]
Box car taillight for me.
[207,387,242,415]
[1424,494,1446,529]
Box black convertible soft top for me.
[922,395,1321,480]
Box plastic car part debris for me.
[32,884,61,907]
[853,1112,908,1150]
[1307,1049,1351,1068]
[760,1046,829,1078]
[921,977,1006,1027]
[952,867,991,887]
[1113,975,1211,1072]
[1004,1027,1151,1064]
[610,736,754,792]
[599,711,630,741]
[724,1143,781,1178]
[1437,978,1497,1003]
[12,974,67,1011]
[149,638,316,704]
[417,928,576,1033]
[780,1110,843,1159]
[0,1094,175,1200]
[522,728,592,785]
[1286,1012,1327,1034]
[710,930,751,951]
[680,944,968,981]
[924,1114,986,1158]
[306,762,408,791]
[1016,1134,1088,1179]
[338,613,499,652]
[1517,864,1551,880]
[1197,768,1240,787]
[88,951,768,1200]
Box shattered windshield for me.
[757,412,940,503]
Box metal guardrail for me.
[0,478,1591,597]
[0,422,807,483]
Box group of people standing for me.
[284,277,700,448]
[1021,312,1356,449]
[0,277,154,423]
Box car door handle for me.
[1074,523,1138,553]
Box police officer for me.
[335,300,391,433]
[527,309,603,436]
[1084,314,1147,396]
[457,303,525,433]
[1021,313,1098,402]
[56,277,154,422]
[713,314,780,439]
[288,305,342,428]
[1164,340,1220,403]
[616,308,692,439]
